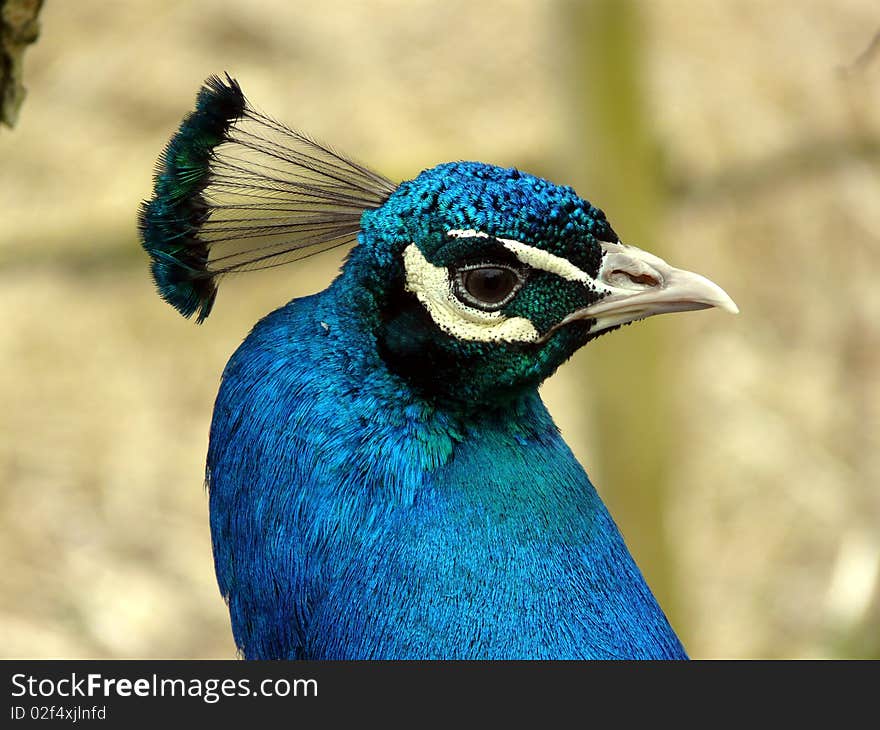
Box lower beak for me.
[544,241,738,340]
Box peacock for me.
[139,75,737,659]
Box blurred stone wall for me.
[1,0,877,658]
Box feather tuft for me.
[138,74,397,322]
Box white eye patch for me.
[402,230,616,343]
[402,244,540,343]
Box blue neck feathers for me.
[206,273,687,659]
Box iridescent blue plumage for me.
[208,281,686,658]
[141,76,738,659]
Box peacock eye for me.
[453,264,524,311]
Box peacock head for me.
[139,76,737,408]
[352,161,737,404]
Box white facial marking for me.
[447,229,490,239]
[447,228,608,291]
[500,241,591,284]
[402,244,539,343]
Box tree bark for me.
[1,0,43,128]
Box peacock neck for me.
[323,276,555,439]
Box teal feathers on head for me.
[138,74,397,322]
[352,163,622,403]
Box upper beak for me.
[542,241,738,340]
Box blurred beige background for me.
[1,0,878,659]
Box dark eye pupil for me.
[463,268,517,304]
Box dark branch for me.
[0,0,44,128]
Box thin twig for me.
[838,28,880,77]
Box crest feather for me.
[138,74,397,322]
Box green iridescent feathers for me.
[138,74,397,322]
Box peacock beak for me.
[544,241,738,339]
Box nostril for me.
[610,270,660,287]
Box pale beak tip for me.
[697,275,739,315]
[720,295,739,315]
[716,290,739,315]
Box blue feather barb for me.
[138,74,397,322]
